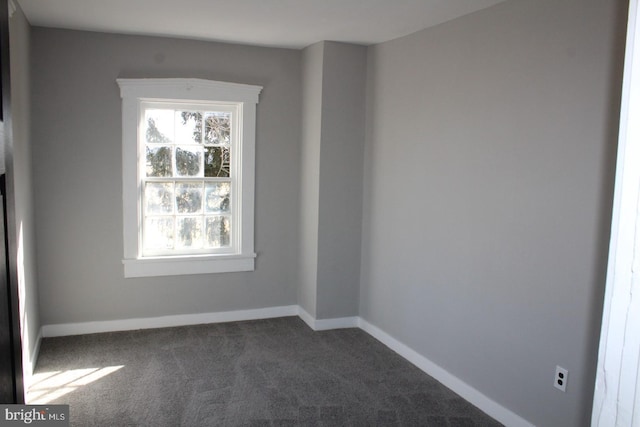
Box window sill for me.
[123,253,256,278]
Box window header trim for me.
[117,78,262,104]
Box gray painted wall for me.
[298,42,365,319]
[360,0,626,426]
[298,42,323,318]
[9,3,40,382]
[31,28,301,324]
[316,42,365,319]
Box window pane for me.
[176,146,203,177]
[204,146,230,177]
[145,182,174,214]
[177,217,203,249]
[205,182,230,213]
[175,182,202,214]
[204,112,231,145]
[146,146,173,177]
[145,109,174,144]
[144,217,174,250]
[176,111,202,144]
[205,216,231,248]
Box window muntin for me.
[139,102,238,257]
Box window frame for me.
[140,100,238,257]
[117,78,262,278]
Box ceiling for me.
[16,0,507,49]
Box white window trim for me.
[117,78,262,278]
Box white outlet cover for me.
[554,366,568,392]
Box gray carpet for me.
[29,317,502,426]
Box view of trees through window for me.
[142,108,233,253]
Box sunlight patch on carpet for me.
[27,366,124,404]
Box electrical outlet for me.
[554,366,568,392]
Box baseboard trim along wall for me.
[41,305,299,337]
[40,306,533,426]
[23,328,43,395]
[358,319,535,427]
[298,307,359,331]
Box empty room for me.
[1,0,638,426]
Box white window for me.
[117,79,262,278]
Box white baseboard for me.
[41,305,299,337]
[359,318,535,427]
[297,306,316,329]
[38,306,532,426]
[313,315,360,330]
[297,307,359,331]
[29,328,42,374]
[22,327,42,395]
